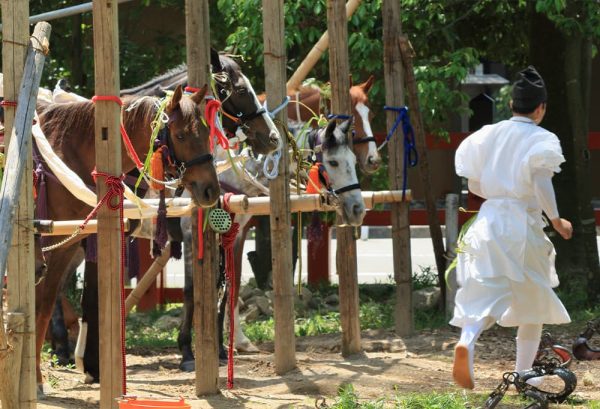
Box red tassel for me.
[150,147,165,190]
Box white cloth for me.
[451,116,570,328]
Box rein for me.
[572,317,600,360]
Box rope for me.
[204,98,230,151]
[221,193,240,390]
[382,106,418,200]
[184,86,201,93]
[30,35,50,55]
[78,170,127,394]
[0,100,18,107]
[263,96,291,119]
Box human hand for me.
[551,218,573,240]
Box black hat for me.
[511,65,547,113]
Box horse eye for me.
[235,87,247,95]
[176,133,185,140]
[328,160,339,168]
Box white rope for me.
[263,135,283,180]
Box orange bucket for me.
[118,397,191,409]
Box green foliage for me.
[392,391,472,408]
[125,305,181,349]
[413,265,438,290]
[326,384,386,409]
[296,313,340,337]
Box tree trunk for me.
[530,10,600,305]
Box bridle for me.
[307,127,361,197]
[158,116,213,180]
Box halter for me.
[307,127,361,197]
[158,119,213,179]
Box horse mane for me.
[121,65,187,96]
[39,96,160,145]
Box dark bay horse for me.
[122,49,280,155]
[35,85,218,389]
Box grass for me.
[301,384,600,409]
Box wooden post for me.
[382,0,413,335]
[1,2,37,407]
[445,193,459,317]
[185,0,219,396]
[398,36,447,308]
[328,0,361,356]
[286,0,363,92]
[92,1,123,407]
[262,0,296,374]
[0,313,25,407]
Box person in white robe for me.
[451,66,573,390]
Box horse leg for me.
[81,259,100,383]
[35,245,81,392]
[49,294,71,366]
[178,222,196,372]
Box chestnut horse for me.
[34,85,218,390]
[261,76,381,174]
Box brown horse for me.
[34,85,218,389]
[262,76,381,174]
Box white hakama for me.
[450,117,571,329]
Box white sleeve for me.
[468,179,486,198]
[533,170,559,219]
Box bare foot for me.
[453,344,474,389]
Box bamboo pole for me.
[398,36,447,309]
[286,0,363,92]
[34,219,130,235]
[119,191,410,216]
[263,0,296,375]
[185,0,219,396]
[1,2,37,406]
[382,0,413,336]
[124,242,171,313]
[327,0,361,357]
[92,1,123,407]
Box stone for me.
[412,286,441,310]
[239,285,254,301]
[243,304,261,323]
[254,295,273,316]
[324,294,339,305]
[154,315,180,331]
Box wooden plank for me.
[0,313,25,407]
[1,1,37,406]
[262,0,296,374]
[382,0,413,336]
[185,0,219,396]
[327,0,361,357]
[91,1,123,407]
[445,194,459,318]
[398,36,447,309]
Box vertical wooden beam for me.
[445,193,459,318]
[1,1,37,406]
[262,0,296,374]
[92,1,122,408]
[328,0,361,356]
[185,0,219,396]
[382,0,413,335]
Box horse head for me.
[163,85,220,206]
[349,75,381,174]
[319,118,366,226]
[211,49,280,155]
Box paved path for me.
[160,234,600,288]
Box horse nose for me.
[352,202,365,218]
[269,130,280,145]
[368,155,381,167]
[202,184,218,203]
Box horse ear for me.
[168,85,183,112]
[325,118,337,137]
[339,118,352,135]
[361,75,375,93]
[211,48,223,73]
[190,84,208,105]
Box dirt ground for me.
[30,325,600,409]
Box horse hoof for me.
[235,340,259,353]
[179,360,195,372]
[84,372,99,384]
[37,384,46,400]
